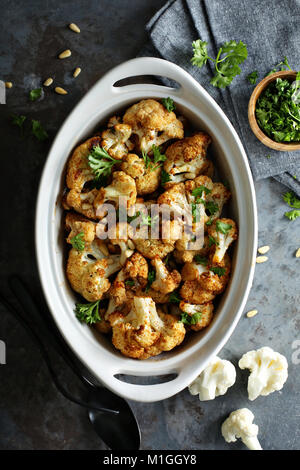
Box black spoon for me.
[3,275,141,450]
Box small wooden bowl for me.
[248,70,300,151]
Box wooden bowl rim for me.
[248,70,300,151]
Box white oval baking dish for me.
[35,57,257,403]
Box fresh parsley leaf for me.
[284,209,300,221]
[179,311,202,325]
[162,97,176,112]
[127,211,140,223]
[169,290,181,303]
[192,186,212,198]
[70,232,85,251]
[192,39,248,89]
[208,235,218,247]
[247,70,258,85]
[11,114,26,130]
[29,88,42,101]
[216,220,232,234]
[283,192,300,209]
[31,119,49,141]
[75,300,101,324]
[191,40,209,68]
[87,145,119,181]
[145,269,156,292]
[210,266,226,276]
[142,145,166,172]
[161,169,171,186]
[205,200,219,216]
[194,255,208,265]
[141,214,159,227]
[266,57,292,76]
[125,280,135,287]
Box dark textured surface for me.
[0,0,299,451]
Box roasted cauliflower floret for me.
[151,256,181,294]
[101,121,134,160]
[179,301,214,331]
[65,212,96,245]
[123,99,184,153]
[66,240,122,302]
[163,133,211,183]
[121,153,161,195]
[94,171,137,216]
[158,182,191,220]
[173,234,209,264]
[180,281,216,304]
[109,296,185,359]
[66,136,100,193]
[65,188,98,219]
[207,218,238,263]
[204,182,231,222]
[107,222,135,265]
[134,238,175,260]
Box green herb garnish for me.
[31,119,48,141]
[194,255,208,265]
[143,145,166,172]
[127,211,141,224]
[191,39,248,89]
[161,169,171,186]
[216,220,232,234]
[145,269,156,292]
[75,300,101,324]
[210,266,226,277]
[179,311,202,325]
[70,232,85,251]
[29,88,42,101]
[141,214,159,228]
[247,71,258,85]
[169,290,181,304]
[125,280,135,287]
[265,57,291,76]
[87,145,119,181]
[283,191,300,221]
[192,185,212,198]
[255,75,300,143]
[208,235,218,247]
[204,200,219,216]
[162,97,176,112]
[11,114,26,132]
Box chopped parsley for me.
[31,119,49,141]
[11,114,26,132]
[255,75,300,143]
[141,214,159,228]
[208,235,218,247]
[191,39,248,88]
[145,269,156,292]
[265,57,291,76]
[283,191,300,221]
[162,97,176,112]
[216,220,232,234]
[143,145,166,172]
[192,185,212,197]
[70,232,85,251]
[87,145,119,181]
[194,255,208,265]
[127,211,141,223]
[169,290,181,303]
[179,311,202,325]
[205,200,219,216]
[125,280,135,287]
[210,266,226,277]
[247,70,258,85]
[161,169,171,186]
[29,88,42,101]
[75,300,101,324]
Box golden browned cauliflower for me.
[151,256,181,294]
[180,281,216,304]
[121,153,161,195]
[109,296,186,359]
[65,212,96,245]
[94,171,137,216]
[163,133,211,183]
[66,136,100,192]
[207,218,238,263]
[107,222,135,265]
[101,120,134,160]
[179,301,214,331]
[66,240,122,302]
[173,234,210,264]
[123,99,184,153]
[94,308,112,334]
[65,188,98,219]
[134,238,175,260]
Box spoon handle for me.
[0,292,118,415]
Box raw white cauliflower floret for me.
[188,356,236,401]
[163,132,212,183]
[221,408,262,450]
[238,346,288,401]
[123,99,184,153]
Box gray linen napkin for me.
[141,0,300,196]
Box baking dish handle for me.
[100,57,197,96]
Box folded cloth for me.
[141,0,300,196]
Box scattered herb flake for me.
[210,266,226,277]
[75,300,101,324]
[29,88,42,101]
[70,232,85,251]
[31,119,49,141]
[179,311,202,325]
[162,97,176,112]
[87,145,119,181]
[216,220,232,234]
[247,70,258,85]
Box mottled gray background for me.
[0,0,299,451]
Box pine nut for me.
[246,309,258,318]
[58,49,71,59]
[5,82,13,88]
[296,248,300,258]
[43,77,53,87]
[69,23,80,33]
[256,256,268,264]
[55,86,68,95]
[258,245,270,254]
[73,67,81,78]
